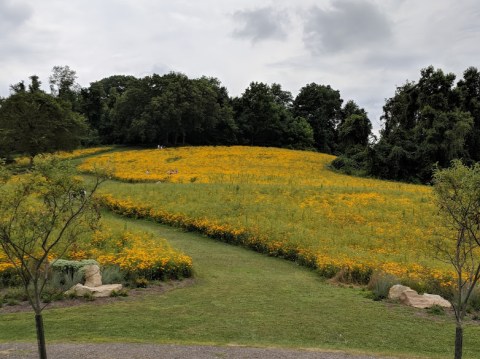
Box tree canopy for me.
[339,66,480,183]
[0,80,88,162]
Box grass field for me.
[1,212,480,358]
[81,146,449,286]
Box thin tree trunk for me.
[35,313,47,359]
[455,325,463,359]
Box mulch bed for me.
[0,278,195,314]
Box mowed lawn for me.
[1,212,480,358]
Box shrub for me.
[110,289,128,297]
[0,267,22,288]
[49,270,84,291]
[101,265,125,284]
[41,287,64,303]
[468,287,480,312]
[134,277,149,288]
[368,272,399,301]
[427,305,445,316]
[51,259,99,278]
[2,287,29,302]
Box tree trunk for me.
[455,325,463,359]
[35,313,47,359]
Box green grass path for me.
[1,212,479,358]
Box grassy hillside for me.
[81,146,448,286]
[2,213,480,358]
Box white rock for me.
[65,283,123,298]
[83,264,102,287]
[399,290,451,309]
[422,293,452,308]
[388,284,411,300]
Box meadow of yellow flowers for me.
[81,146,452,287]
[14,146,114,166]
[0,147,192,283]
[68,226,193,280]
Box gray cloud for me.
[0,0,32,33]
[303,0,392,54]
[232,7,290,43]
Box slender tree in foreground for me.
[0,156,107,359]
[431,160,480,359]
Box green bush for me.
[41,286,65,303]
[110,289,128,297]
[0,267,22,288]
[368,272,399,301]
[134,277,149,288]
[468,287,480,312]
[101,265,126,284]
[49,270,84,291]
[427,305,445,316]
[2,287,29,303]
[51,259,99,278]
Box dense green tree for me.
[49,65,80,106]
[293,83,343,153]
[368,66,474,182]
[234,82,313,149]
[0,81,88,164]
[457,67,480,162]
[337,100,372,153]
[10,80,26,94]
[80,75,138,143]
[28,75,42,93]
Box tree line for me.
[333,66,480,183]
[0,66,371,160]
[1,65,479,183]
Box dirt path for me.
[0,342,396,359]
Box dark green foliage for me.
[233,82,315,149]
[51,259,99,281]
[0,83,88,162]
[101,265,126,285]
[0,267,22,288]
[78,73,369,153]
[366,66,477,183]
[293,83,343,153]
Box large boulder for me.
[388,284,411,300]
[65,283,123,298]
[399,289,451,309]
[388,284,451,309]
[83,264,102,287]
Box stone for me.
[65,283,123,298]
[83,264,102,287]
[399,289,451,309]
[422,293,452,308]
[388,284,411,300]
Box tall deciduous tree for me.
[0,156,107,359]
[234,82,314,149]
[369,66,473,182]
[293,83,343,153]
[49,65,80,107]
[0,87,88,164]
[457,67,480,163]
[431,160,480,359]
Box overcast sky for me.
[1,0,479,132]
